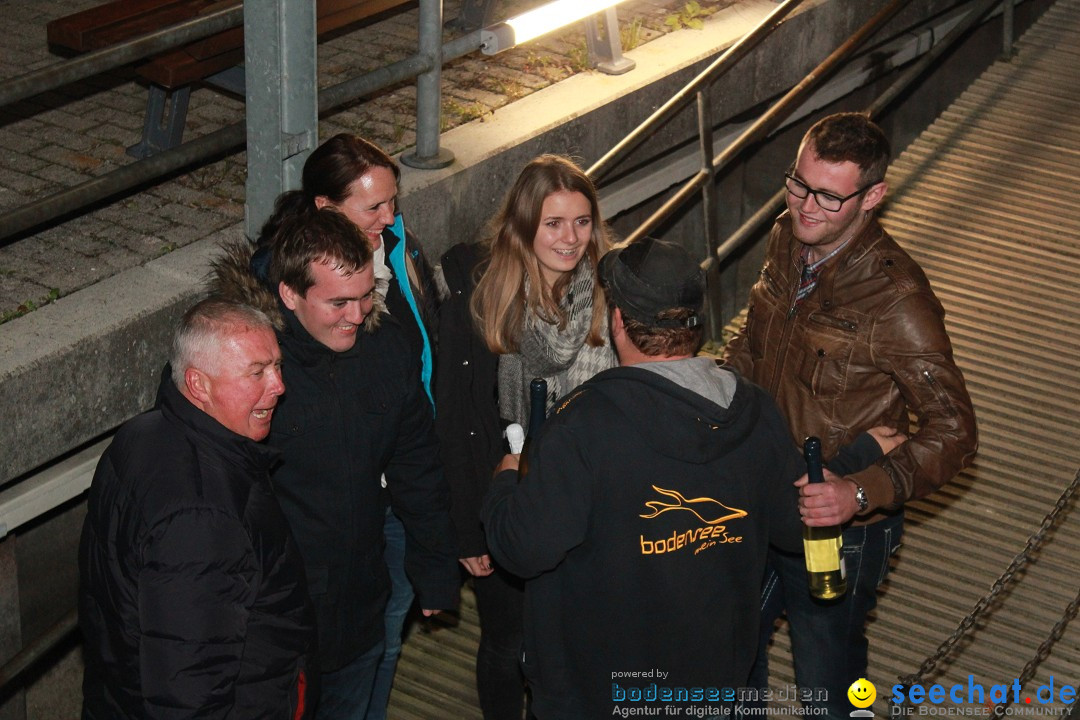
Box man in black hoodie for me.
[482,238,888,719]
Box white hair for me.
[171,298,274,388]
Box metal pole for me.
[319,32,481,112]
[0,6,244,109]
[1003,0,1015,59]
[0,609,78,692]
[402,0,455,169]
[624,170,709,244]
[244,0,318,241]
[712,0,906,171]
[711,188,785,268]
[586,0,804,181]
[867,0,1000,118]
[624,0,905,246]
[695,90,721,341]
[0,123,245,242]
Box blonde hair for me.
[470,155,610,354]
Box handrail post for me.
[243,0,318,240]
[696,90,721,342]
[585,7,635,75]
[402,0,455,169]
[1002,0,1015,59]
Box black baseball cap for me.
[598,238,705,329]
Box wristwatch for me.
[854,484,869,513]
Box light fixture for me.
[480,0,633,54]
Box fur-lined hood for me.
[208,239,385,333]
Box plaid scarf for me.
[498,259,616,432]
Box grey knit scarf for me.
[498,259,616,432]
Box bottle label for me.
[803,535,843,572]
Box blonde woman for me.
[435,155,615,719]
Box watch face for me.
[855,486,868,511]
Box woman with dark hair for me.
[255,133,437,720]
[435,154,616,719]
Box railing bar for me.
[0,608,78,691]
[318,32,481,112]
[711,0,995,268]
[1004,0,1016,58]
[0,31,485,243]
[714,188,786,266]
[624,169,709,245]
[868,0,1002,119]
[710,0,906,173]
[696,90,722,340]
[0,123,245,243]
[0,5,244,110]
[697,91,716,258]
[586,0,805,181]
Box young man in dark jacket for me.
[80,298,314,719]
[212,208,459,718]
[482,239,896,719]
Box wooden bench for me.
[47,0,411,157]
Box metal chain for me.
[896,468,1080,690]
[992,583,1080,715]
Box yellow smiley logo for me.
[848,678,876,708]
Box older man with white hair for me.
[80,297,314,719]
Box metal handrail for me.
[713,0,1005,271]
[0,5,244,109]
[0,609,78,692]
[586,0,804,182]
[621,0,907,248]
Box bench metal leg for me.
[445,0,496,32]
[586,7,635,76]
[127,84,191,159]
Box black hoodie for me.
[482,363,876,719]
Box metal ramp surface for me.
[385,1,1080,716]
[764,0,1080,711]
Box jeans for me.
[747,513,904,720]
[474,565,529,720]
[316,640,386,720]
[366,507,415,720]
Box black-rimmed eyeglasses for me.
[783,172,881,213]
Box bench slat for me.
[88,1,226,50]
[139,0,413,88]
[49,0,413,89]
[46,0,222,52]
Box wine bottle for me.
[802,436,847,600]
[517,378,548,480]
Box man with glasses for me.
[724,112,976,719]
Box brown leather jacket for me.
[723,212,977,523]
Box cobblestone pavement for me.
[0,0,736,323]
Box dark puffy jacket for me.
[80,376,314,719]
[433,242,504,557]
[268,306,460,670]
[210,241,459,672]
